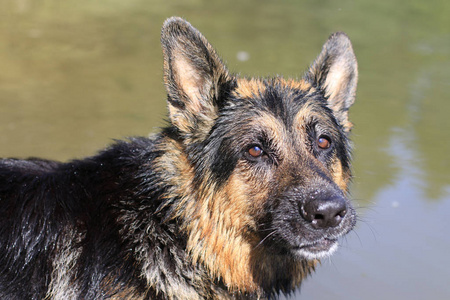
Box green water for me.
[1,0,449,299]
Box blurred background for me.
[0,0,449,299]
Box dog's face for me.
[227,78,356,260]
[160,17,357,291]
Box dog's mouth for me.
[292,237,338,260]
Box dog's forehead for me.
[233,77,313,99]
[232,77,331,131]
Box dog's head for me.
[159,17,357,293]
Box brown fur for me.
[156,18,358,297]
[0,17,357,299]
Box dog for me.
[0,17,358,299]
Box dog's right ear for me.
[161,17,230,135]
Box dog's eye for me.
[248,145,264,158]
[317,136,331,150]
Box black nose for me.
[300,193,348,229]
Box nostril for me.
[332,209,346,225]
[300,195,348,229]
[314,214,324,220]
[337,209,347,218]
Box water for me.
[1,0,449,298]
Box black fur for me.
[0,17,358,299]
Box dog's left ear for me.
[307,32,358,132]
[161,17,230,135]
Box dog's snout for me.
[300,193,348,229]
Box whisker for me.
[254,230,277,249]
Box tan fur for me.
[154,141,257,292]
[172,51,206,112]
[235,78,266,99]
[307,33,358,133]
[293,101,324,133]
[156,18,357,297]
[235,78,313,100]
[152,108,326,294]
[279,78,313,91]
[331,157,351,191]
[175,169,259,292]
[0,18,357,300]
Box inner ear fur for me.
[306,32,358,131]
[161,17,230,134]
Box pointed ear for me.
[161,17,230,134]
[306,32,358,132]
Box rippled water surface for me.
[1,1,449,299]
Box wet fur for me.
[0,17,357,299]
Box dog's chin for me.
[292,238,339,260]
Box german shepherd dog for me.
[0,17,358,299]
